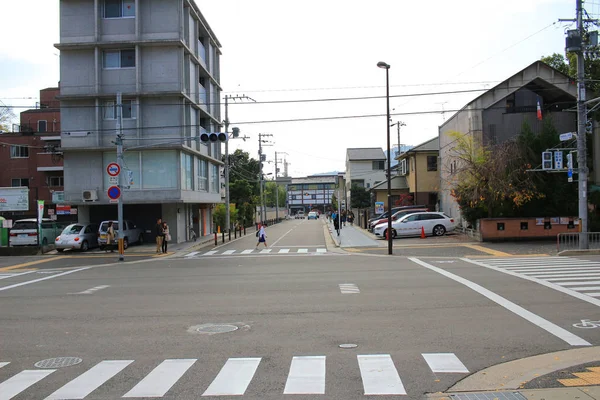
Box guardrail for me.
[557,232,600,252]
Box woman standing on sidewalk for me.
[161,221,170,254]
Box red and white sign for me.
[107,163,121,177]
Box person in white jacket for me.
[255,223,268,248]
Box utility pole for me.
[391,121,406,157]
[258,133,273,223]
[116,92,124,261]
[274,151,288,222]
[223,94,255,232]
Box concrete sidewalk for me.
[326,219,383,248]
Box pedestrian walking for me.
[161,221,170,254]
[341,210,347,227]
[348,211,355,226]
[106,221,115,252]
[155,218,164,254]
[255,223,268,248]
[332,211,340,235]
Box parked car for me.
[98,220,144,250]
[373,212,455,239]
[9,218,61,247]
[295,211,305,219]
[367,205,428,227]
[369,208,428,231]
[55,223,99,252]
[308,211,318,220]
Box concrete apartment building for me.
[287,175,338,214]
[0,86,64,220]
[56,0,223,242]
[345,148,386,205]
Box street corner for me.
[523,361,600,389]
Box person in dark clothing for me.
[155,218,164,254]
[162,221,170,254]
[332,211,340,235]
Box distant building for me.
[396,136,439,210]
[287,175,338,214]
[345,148,386,205]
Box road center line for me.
[0,267,91,292]
[269,227,296,247]
[408,257,591,347]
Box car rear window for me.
[11,221,38,230]
[63,225,84,234]
[99,222,119,232]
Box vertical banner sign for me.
[37,200,45,224]
[554,151,563,170]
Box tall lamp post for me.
[377,61,393,255]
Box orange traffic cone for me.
[420,226,426,239]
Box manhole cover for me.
[339,344,358,349]
[35,357,82,369]
[196,324,239,334]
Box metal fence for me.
[557,232,600,252]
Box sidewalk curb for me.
[447,346,600,393]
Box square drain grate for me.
[450,392,527,400]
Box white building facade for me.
[56,0,223,242]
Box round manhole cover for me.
[196,324,239,334]
[339,344,358,349]
[35,357,83,369]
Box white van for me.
[9,218,55,246]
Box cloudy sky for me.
[0,0,584,177]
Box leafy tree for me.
[541,52,600,102]
[226,149,261,226]
[350,184,371,209]
[213,203,239,231]
[264,181,286,207]
[330,193,338,211]
[0,103,15,132]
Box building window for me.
[38,120,47,133]
[10,145,29,158]
[210,164,219,193]
[104,0,135,18]
[427,156,438,171]
[197,159,208,191]
[103,49,135,69]
[48,176,64,187]
[103,100,136,119]
[311,194,316,199]
[372,160,385,170]
[292,195,297,200]
[181,153,194,190]
[11,178,29,187]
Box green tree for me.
[226,149,261,226]
[213,203,239,231]
[330,193,338,211]
[0,103,15,132]
[350,184,371,209]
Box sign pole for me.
[116,92,124,261]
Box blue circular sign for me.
[107,185,121,200]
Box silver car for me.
[98,220,144,250]
[55,223,99,252]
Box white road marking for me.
[0,267,91,293]
[71,285,110,295]
[559,280,600,286]
[241,249,254,254]
[569,286,600,291]
[297,248,308,253]
[123,359,196,398]
[184,251,200,258]
[461,258,600,308]
[278,249,290,254]
[357,354,406,395]
[202,357,261,396]
[0,362,9,368]
[412,257,591,346]
[587,292,600,297]
[270,227,296,247]
[222,250,236,255]
[545,274,600,281]
[316,248,327,253]
[339,284,360,294]
[422,353,469,373]
[283,356,326,394]
[0,271,36,281]
[45,360,133,400]
[259,249,272,254]
[531,271,600,278]
[0,369,55,400]
[202,251,218,256]
[511,267,600,273]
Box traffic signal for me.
[542,151,553,170]
[200,132,227,142]
[232,127,240,138]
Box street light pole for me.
[378,61,393,256]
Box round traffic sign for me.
[107,163,121,177]
[107,185,121,200]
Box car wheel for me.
[56,248,64,253]
[138,234,144,245]
[81,241,89,252]
[392,229,397,238]
[123,238,129,249]
[433,224,446,236]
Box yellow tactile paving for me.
[558,367,600,386]
[558,378,590,386]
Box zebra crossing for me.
[0,352,469,398]
[183,247,328,258]
[464,256,600,302]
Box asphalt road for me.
[1,218,599,399]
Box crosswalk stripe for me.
[278,249,290,254]
[512,267,600,273]
[241,249,254,254]
[530,271,600,277]
[184,251,200,258]
[545,275,600,281]
[558,280,600,286]
[316,248,327,253]
[0,362,9,369]
[259,249,272,254]
[569,286,600,291]
[283,356,326,394]
[339,284,360,294]
[202,251,218,256]
[202,357,261,396]
[45,360,133,400]
[297,248,308,253]
[422,353,468,373]
[357,355,406,395]
[1,369,55,400]
[587,292,600,297]
[222,250,236,255]
[123,359,196,398]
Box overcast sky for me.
[0,0,583,177]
